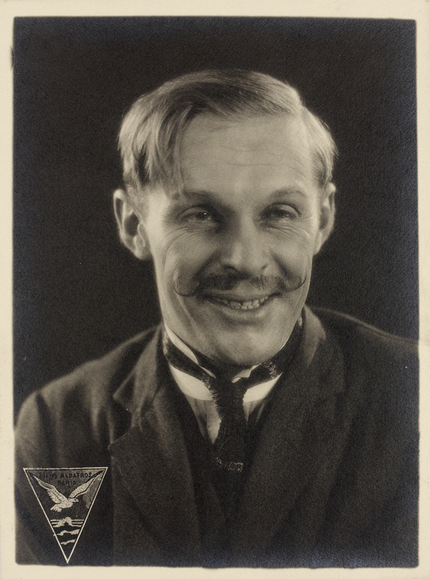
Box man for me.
[15,70,418,567]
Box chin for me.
[209,341,283,369]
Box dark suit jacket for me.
[15,307,418,567]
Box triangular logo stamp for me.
[24,467,108,563]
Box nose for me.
[218,219,269,276]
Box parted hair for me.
[118,69,337,203]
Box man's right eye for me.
[188,210,212,220]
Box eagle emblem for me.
[24,467,108,563]
[31,471,104,512]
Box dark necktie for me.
[163,317,303,516]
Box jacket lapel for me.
[231,307,346,563]
[108,328,202,563]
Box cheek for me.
[150,228,207,269]
[155,234,216,295]
[271,228,316,277]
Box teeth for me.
[212,296,270,310]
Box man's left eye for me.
[263,205,299,221]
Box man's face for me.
[134,113,334,368]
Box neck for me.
[164,313,303,381]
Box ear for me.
[113,189,152,260]
[313,182,336,255]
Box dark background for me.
[14,17,418,418]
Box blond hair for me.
[118,69,337,203]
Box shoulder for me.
[49,327,157,397]
[28,327,158,407]
[310,306,418,420]
[311,306,417,363]
[15,327,161,458]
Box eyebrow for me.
[177,187,309,201]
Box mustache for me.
[173,271,306,298]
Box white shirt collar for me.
[169,365,281,403]
[164,325,281,403]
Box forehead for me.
[177,113,316,192]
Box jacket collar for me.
[109,327,202,559]
[112,326,164,422]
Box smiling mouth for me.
[205,295,274,311]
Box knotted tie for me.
[163,337,257,516]
[163,317,303,515]
[163,335,282,470]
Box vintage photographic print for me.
[8,9,427,577]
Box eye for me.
[180,206,220,225]
[262,204,299,222]
[186,210,213,221]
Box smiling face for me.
[117,113,335,370]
